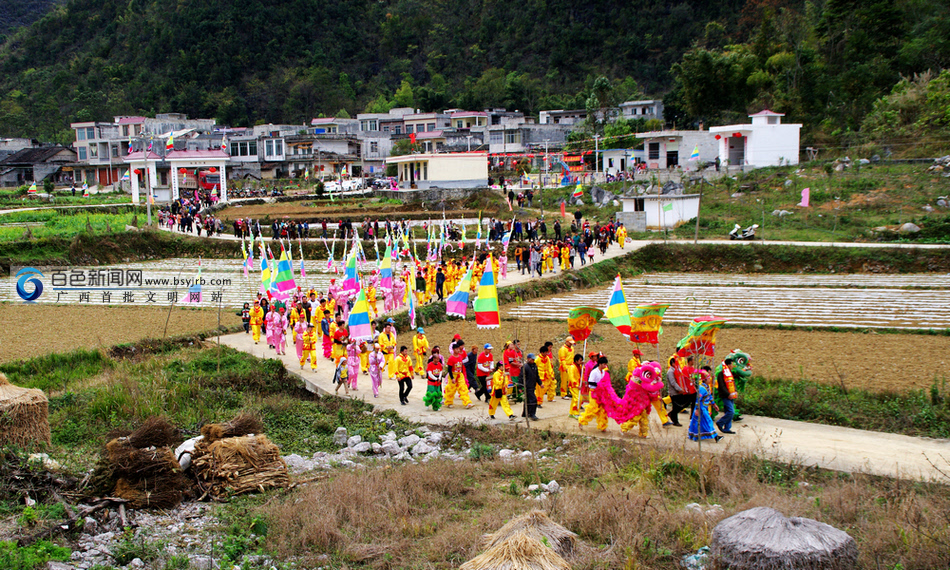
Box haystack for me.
[0,373,51,447]
[460,531,571,570]
[126,416,179,449]
[102,419,191,510]
[200,413,263,443]
[190,434,289,499]
[481,510,582,561]
[711,507,858,570]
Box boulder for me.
[332,427,348,446]
[398,434,421,448]
[411,441,435,456]
[346,435,362,448]
[899,222,921,234]
[381,441,401,456]
[351,442,372,454]
[711,507,858,570]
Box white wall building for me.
[635,130,718,170]
[709,110,802,168]
[386,152,488,189]
[619,194,701,230]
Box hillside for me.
[0,0,59,40]
[0,0,948,147]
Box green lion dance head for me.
[716,349,752,392]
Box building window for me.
[406,125,413,134]
[505,131,520,144]
[231,144,239,157]
[456,120,463,128]
[394,126,402,135]
[86,127,95,140]
[275,140,283,156]
[360,119,378,131]
[248,140,258,155]
[78,147,87,160]
[112,146,118,158]
[122,125,129,136]
[160,171,168,185]
[648,143,660,160]
[370,141,378,154]
[427,123,435,132]
[490,131,503,144]
[77,129,86,141]
[89,146,98,159]
[423,162,428,180]
[265,140,273,156]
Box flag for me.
[166,133,174,150]
[662,202,674,212]
[560,201,566,217]
[342,248,360,293]
[82,183,89,197]
[630,303,669,344]
[127,139,133,154]
[187,259,203,303]
[603,274,632,338]
[689,145,700,161]
[501,230,512,253]
[572,185,583,198]
[473,254,500,329]
[260,242,271,292]
[379,241,393,291]
[408,282,417,329]
[567,306,603,342]
[298,239,306,278]
[27,181,37,194]
[476,211,483,247]
[348,287,374,341]
[273,250,297,299]
[241,239,249,278]
[121,170,130,181]
[409,132,417,144]
[445,261,475,318]
[675,316,727,357]
[799,187,810,208]
[220,136,228,153]
[147,140,153,152]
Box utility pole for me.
[593,135,600,184]
[466,135,473,152]
[543,139,549,190]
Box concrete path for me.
[219,329,950,483]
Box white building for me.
[709,110,802,168]
[601,148,646,176]
[386,152,488,189]
[618,99,664,122]
[618,194,701,230]
[635,130,718,170]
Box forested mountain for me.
[0,0,947,145]
[0,0,60,41]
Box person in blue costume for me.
[689,367,723,443]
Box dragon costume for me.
[714,349,752,416]
[583,361,665,432]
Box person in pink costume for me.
[383,287,395,313]
[265,309,279,349]
[393,277,406,309]
[327,279,340,304]
[337,290,351,321]
[272,307,289,355]
[346,338,360,390]
[368,342,384,397]
[294,319,307,361]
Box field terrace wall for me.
[374,187,490,203]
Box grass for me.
[0,188,133,208]
[0,540,71,570]
[741,376,950,439]
[0,209,142,243]
[261,423,950,570]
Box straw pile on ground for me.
[460,511,582,570]
[104,417,190,509]
[191,414,288,499]
[711,507,858,570]
[0,373,51,447]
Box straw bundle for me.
[126,416,179,449]
[711,507,858,570]
[200,413,264,444]
[460,530,572,570]
[191,434,289,499]
[480,510,582,561]
[113,473,191,509]
[0,373,51,447]
[106,439,182,479]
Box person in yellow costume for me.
[545,245,554,273]
[578,356,611,432]
[567,354,583,417]
[444,343,474,408]
[412,328,429,376]
[535,345,556,403]
[359,340,369,374]
[425,264,436,303]
[540,246,550,274]
[365,281,377,318]
[330,317,348,368]
[299,323,319,371]
[492,255,500,281]
[488,362,515,420]
[560,243,570,271]
[626,348,672,425]
[616,223,628,249]
[378,321,398,380]
[558,338,575,398]
[249,300,265,344]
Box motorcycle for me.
[729,223,759,240]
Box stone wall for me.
[374,187,489,203]
[616,211,647,232]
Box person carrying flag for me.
[412,328,429,377]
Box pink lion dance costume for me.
[581,361,664,435]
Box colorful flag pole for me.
[341,246,360,294]
[473,254,500,329]
[630,303,670,345]
[572,185,583,198]
[408,281,418,329]
[298,238,306,278]
[348,284,374,341]
[689,145,700,161]
[379,241,394,291]
[604,274,632,338]
[241,238,249,278]
[273,247,297,299]
[27,181,37,194]
[166,133,175,150]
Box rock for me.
[528,484,540,492]
[124,225,139,232]
[381,441,401,456]
[129,558,144,568]
[574,199,584,206]
[427,432,444,444]
[82,517,98,534]
[772,209,793,217]
[347,435,362,448]
[380,431,397,442]
[28,453,62,471]
[611,199,620,206]
[425,449,440,460]
[923,204,934,212]
[498,449,515,460]
[351,442,372,454]
[190,555,215,570]
[937,198,948,208]
[542,480,561,494]
[731,192,744,198]
[411,441,435,456]
[283,454,312,473]
[870,154,881,163]
[418,426,431,434]
[711,507,858,570]
[333,427,348,446]
[398,434,421,448]
[371,442,383,454]
[899,222,921,234]
[393,452,410,461]
[784,179,792,186]
[858,158,870,165]
[47,562,76,570]
[835,163,846,172]
[520,450,533,459]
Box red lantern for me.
[133,169,141,175]
[733,132,743,138]
[714,134,721,140]
[209,167,217,173]
[179,168,187,174]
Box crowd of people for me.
[158,197,224,236]
[240,267,745,443]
